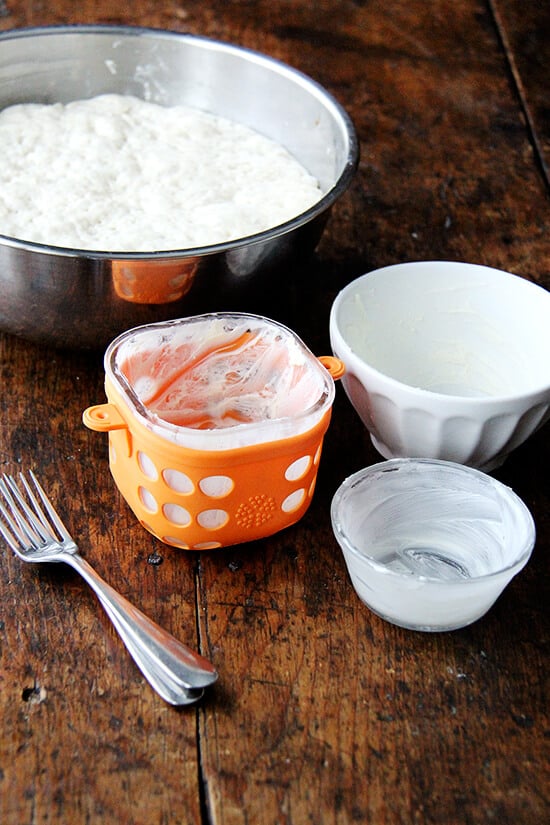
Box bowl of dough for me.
[0,25,358,348]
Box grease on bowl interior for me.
[83,313,344,550]
[331,459,536,631]
[329,261,550,470]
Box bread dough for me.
[0,94,322,251]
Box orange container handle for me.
[318,355,346,381]
[83,403,128,432]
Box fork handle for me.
[62,551,217,693]
[99,605,206,706]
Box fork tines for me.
[0,471,69,551]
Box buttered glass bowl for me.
[83,312,344,550]
[329,261,550,471]
[0,25,357,349]
[331,459,535,632]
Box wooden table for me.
[1,2,548,823]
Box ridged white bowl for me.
[330,261,550,471]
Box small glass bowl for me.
[331,458,535,631]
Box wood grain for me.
[0,2,548,824]
[489,0,550,185]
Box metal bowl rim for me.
[0,23,359,260]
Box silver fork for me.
[0,471,217,706]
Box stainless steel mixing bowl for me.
[0,25,358,348]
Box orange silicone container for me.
[83,313,344,550]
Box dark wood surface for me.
[1,2,548,823]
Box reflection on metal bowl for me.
[0,25,358,349]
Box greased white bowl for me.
[331,459,536,632]
[329,261,550,471]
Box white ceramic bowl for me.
[329,261,550,471]
[331,459,536,632]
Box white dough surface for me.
[0,94,322,251]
